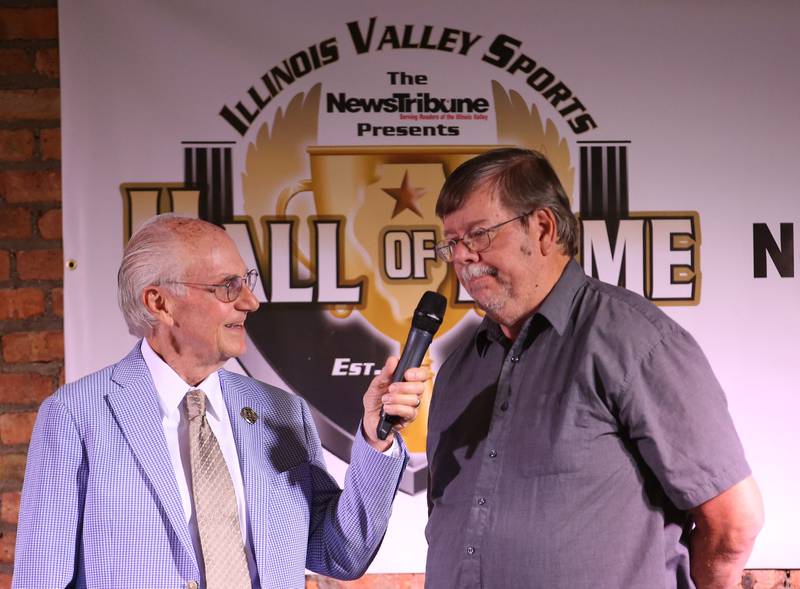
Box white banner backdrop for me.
[59,0,800,570]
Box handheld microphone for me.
[376,290,447,441]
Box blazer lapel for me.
[220,372,271,582]
[106,344,197,566]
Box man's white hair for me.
[117,214,224,337]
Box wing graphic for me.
[492,80,575,201]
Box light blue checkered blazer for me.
[13,342,408,589]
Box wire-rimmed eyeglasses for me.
[434,212,532,262]
[166,269,259,302]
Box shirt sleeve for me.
[381,436,401,458]
[614,326,751,510]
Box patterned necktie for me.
[184,389,251,588]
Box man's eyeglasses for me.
[434,212,532,263]
[166,269,259,302]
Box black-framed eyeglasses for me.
[434,211,533,262]
[166,269,259,302]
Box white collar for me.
[140,338,225,422]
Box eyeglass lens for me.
[435,229,488,262]
[465,229,490,252]
[223,270,258,301]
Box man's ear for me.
[142,285,175,327]
[530,208,559,255]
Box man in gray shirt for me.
[425,147,764,588]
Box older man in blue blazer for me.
[13,214,428,589]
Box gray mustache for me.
[460,264,498,281]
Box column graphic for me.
[183,141,235,225]
[578,140,630,250]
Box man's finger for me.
[374,356,400,385]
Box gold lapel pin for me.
[240,407,258,424]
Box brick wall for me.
[0,2,795,588]
[0,1,61,587]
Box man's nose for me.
[236,282,260,311]
[452,239,479,265]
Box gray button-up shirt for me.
[425,259,750,589]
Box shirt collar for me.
[534,258,586,336]
[141,338,225,422]
[476,258,586,351]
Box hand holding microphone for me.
[360,291,447,450]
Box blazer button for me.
[186,581,198,589]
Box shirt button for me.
[478,497,486,505]
[466,545,475,555]
[510,355,519,363]
[489,449,497,458]
[186,582,198,589]
[500,401,509,411]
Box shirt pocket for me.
[511,384,592,477]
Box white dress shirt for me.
[141,338,258,586]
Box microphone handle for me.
[376,327,433,440]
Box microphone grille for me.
[412,291,447,334]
